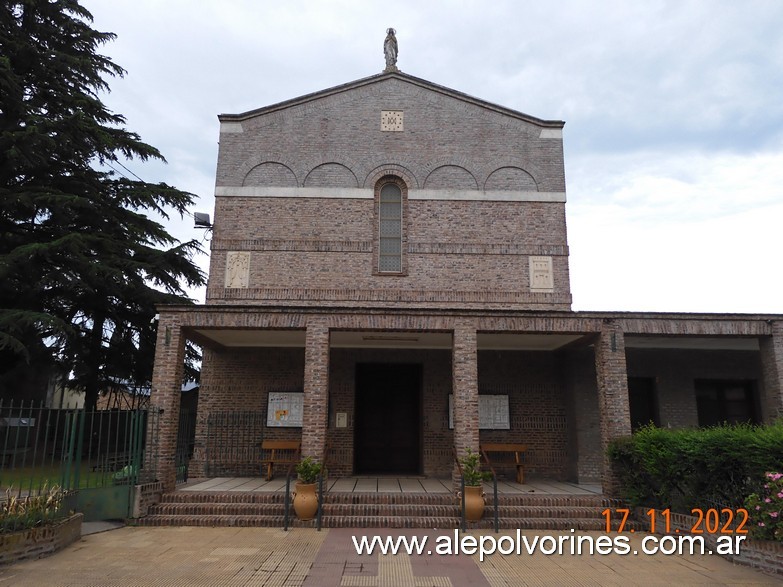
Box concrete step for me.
[321,492,456,506]
[148,502,286,516]
[135,514,300,527]
[159,491,285,504]
[139,490,629,530]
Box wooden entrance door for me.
[354,363,421,474]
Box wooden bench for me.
[481,443,527,484]
[259,440,300,481]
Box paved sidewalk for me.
[0,527,776,586]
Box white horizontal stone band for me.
[220,124,565,138]
[214,186,566,202]
[219,122,244,134]
[539,128,562,139]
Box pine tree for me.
[0,1,206,410]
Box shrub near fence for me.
[608,423,783,513]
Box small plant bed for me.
[0,484,83,564]
[1,485,73,534]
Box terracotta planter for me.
[459,485,485,521]
[293,482,319,520]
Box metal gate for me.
[60,409,146,521]
[1,403,150,523]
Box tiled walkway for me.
[1,526,776,586]
[180,476,603,495]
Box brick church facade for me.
[150,68,783,494]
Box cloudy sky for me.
[81,0,783,313]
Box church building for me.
[150,32,783,494]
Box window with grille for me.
[378,182,402,272]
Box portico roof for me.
[157,304,776,352]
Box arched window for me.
[377,180,404,273]
[378,183,402,272]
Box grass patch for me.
[1,462,125,492]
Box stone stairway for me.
[135,490,634,530]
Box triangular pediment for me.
[219,71,563,129]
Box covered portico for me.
[149,305,783,494]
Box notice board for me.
[266,392,304,427]
[448,394,510,430]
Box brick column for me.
[759,321,783,422]
[148,313,185,492]
[594,320,631,496]
[302,320,330,462]
[452,319,479,485]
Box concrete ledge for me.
[131,481,163,518]
[0,513,82,565]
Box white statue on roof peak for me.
[384,28,398,72]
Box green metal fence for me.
[1,401,159,522]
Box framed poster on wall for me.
[448,394,510,430]
[266,392,304,427]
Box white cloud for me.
[568,149,783,312]
[77,0,783,311]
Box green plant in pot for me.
[458,448,491,521]
[293,456,322,520]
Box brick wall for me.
[302,321,330,458]
[759,321,783,422]
[216,76,566,192]
[206,198,570,310]
[478,350,570,480]
[594,323,631,495]
[149,316,185,491]
[207,73,571,311]
[131,482,163,518]
[563,348,602,483]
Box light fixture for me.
[194,212,212,228]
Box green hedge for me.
[607,423,783,512]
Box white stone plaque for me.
[225,251,250,288]
[381,110,404,131]
[529,256,554,292]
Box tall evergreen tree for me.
[0,0,206,410]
